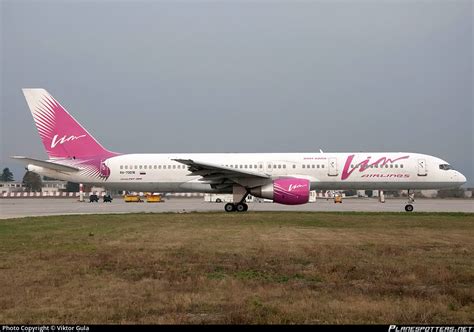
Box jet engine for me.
[250,178,310,205]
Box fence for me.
[1,192,103,198]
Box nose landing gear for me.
[404,190,415,212]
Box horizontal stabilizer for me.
[11,156,80,172]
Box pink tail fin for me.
[22,89,115,159]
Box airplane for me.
[12,89,467,212]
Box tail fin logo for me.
[51,134,87,149]
[23,88,116,159]
[22,88,119,181]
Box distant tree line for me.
[437,188,465,198]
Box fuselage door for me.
[328,157,338,176]
[417,159,427,176]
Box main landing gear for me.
[405,190,415,212]
[224,189,249,213]
[225,202,248,212]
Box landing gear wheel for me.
[405,204,414,212]
[243,203,248,211]
[236,203,246,212]
[225,203,235,212]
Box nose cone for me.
[453,171,467,185]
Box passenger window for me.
[283,165,286,169]
[173,165,176,169]
[322,165,325,168]
[395,165,398,168]
[120,165,123,169]
[254,165,258,168]
[125,166,128,170]
[385,165,389,168]
[312,165,315,168]
[144,165,147,169]
[302,165,305,169]
[317,165,320,169]
[390,164,393,168]
[134,166,137,169]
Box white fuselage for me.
[29,152,466,193]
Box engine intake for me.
[250,178,310,205]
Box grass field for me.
[0,212,472,324]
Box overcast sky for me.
[1,0,472,185]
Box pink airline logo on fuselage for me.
[341,154,410,180]
[51,134,87,149]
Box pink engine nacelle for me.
[250,178,310,205]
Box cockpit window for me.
[439,164,452,170]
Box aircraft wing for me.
[172,159,270,184]
[11,156,80,172]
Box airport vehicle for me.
[103,194,113,203]
[89,194,99,203]
[204,193,233,203]
[146,194,162,203]
[124,194,143,203]
[13,89,467,212]
[204,193,255,203]
[334,194,343,203]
